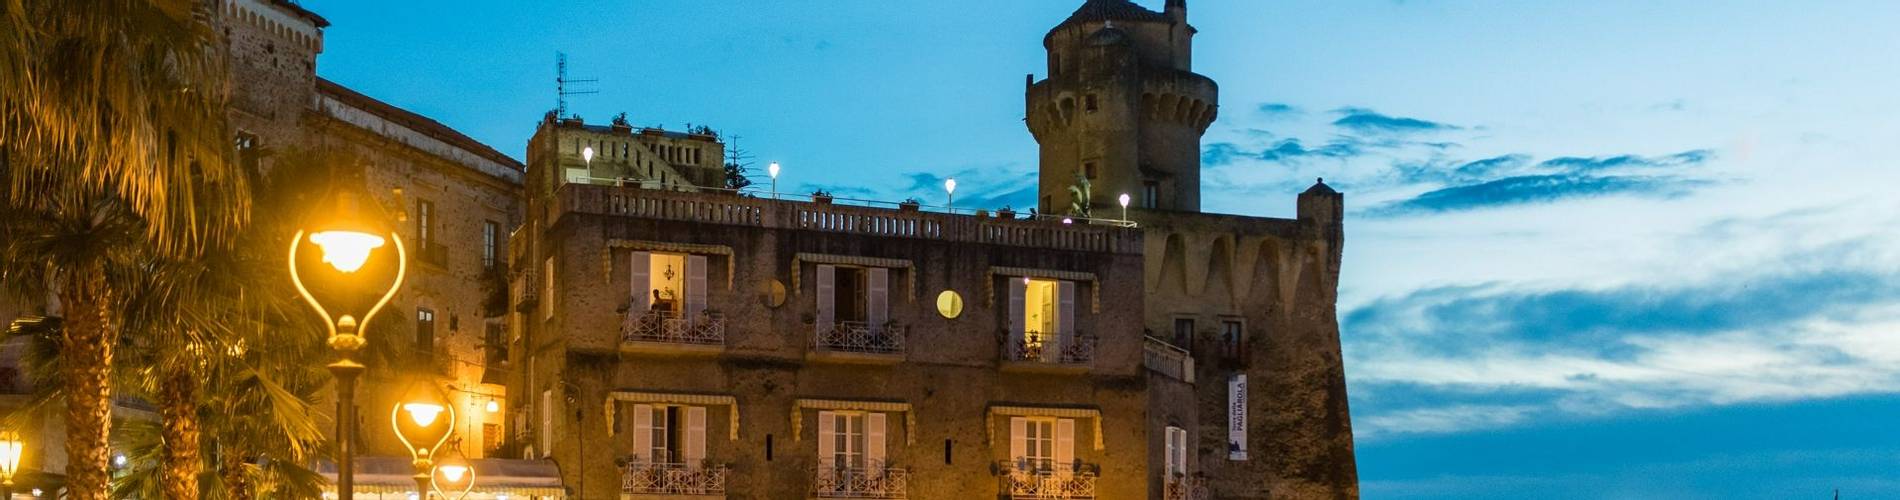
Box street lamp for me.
[289,173,408,498]
[393,381,457,498]
[1118,193,1131,223]
[768,161,781,199]
[431,438,476,500]
[0,430,23,499]
[944,178,957,214]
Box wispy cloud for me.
[1257,102,1302,118]
[1333,107,1460,134]
[1538,150,1712,171]
[1372,174,1707,215]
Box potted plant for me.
[898,197,921,211]
[812,189,834,204]
[997,205,1016,219]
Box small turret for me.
[1166,0,1186,24]
[1298,178,1343,238]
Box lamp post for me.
[431,438,475,500]
[0,430,23,499]
[944,178,957,214]
[768,161,781,199]
[289,173,408,498]
[393,381,457,499]
[1118,193,1131,223]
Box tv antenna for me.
[555,52,598,117]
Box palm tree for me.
[0,1,246,496]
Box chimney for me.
[1166,0,1187,24]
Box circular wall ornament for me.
[936,290,964,319]
[761,279,788,308]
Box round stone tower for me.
[1027,0,1218,215]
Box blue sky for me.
[309,1,1900,497]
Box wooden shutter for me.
[685,406,707,466]
[1164,426,1181,477]
[630,251,651,312]
[867,268,888,332]
[685,255,708,319]
[1007,279,1027,356]
[1009,417,1028,463]
[817,411,836,467]
[816,265,836,339]
[866,412,887,468]
[631,404,654,462]
[1056,281,1077,362]
[1054,418,1075,470]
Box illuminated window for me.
[415,308,435,356]
[936,290,964,319]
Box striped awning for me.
[792,398,917,445]
[987,405,1106,450]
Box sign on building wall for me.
[1228,373,1248,460]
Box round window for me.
[761,279,788,308]
[936,290,964,319]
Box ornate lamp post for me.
[944,178,957,214]
[393,381,457,497]
[289,175,408,498]
[0,430,23,499]
[431,438,476,500]
[768,161,781,199]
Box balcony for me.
[812,321,907,363]
[997,461,1099,499]
[417,241,449,267]
[1164,477,1210,500]
[1003,332,1096,373]
[811,463,909,499]
[621,310,726,355]
[622,462,729,497]
[1142,336,1195,383]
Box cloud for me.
[1372,174,1706,215]
[899,169,1038,211]
[1202,138,1374,166]
[1538,150,1713,171]
[1345,249,1900,439]
[1256,102,1301,117]
[1333,107,1460,134]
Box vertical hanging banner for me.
[1228,374,1248,460]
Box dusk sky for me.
[310,1,1900,497]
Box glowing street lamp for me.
[289,171,407,498]
[768,161,781,199]
[431,438,476,500]
[1118,193,1131,223]
[0,430,23,499]
[393,381,457,497]
[944,178,957,214]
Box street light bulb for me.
[309,230,386,273]
[0,430,22,479]
[486,400,500,413]
[768,162,780,179]
[944,178,957,194]
[440,464,469,482]
[403,402,446,427]
[1119,193,1131,208]
[582,146,594,164]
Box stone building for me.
[508,1,1358,499]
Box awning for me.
[317,457,566,498]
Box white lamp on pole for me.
[944,178,958,214]
[768,162,781,199]
[1118,193,1131,222]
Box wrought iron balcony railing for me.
[997,460,1099,499]
[811,462,909,498]
[622,461,729,496]
[1164,476,1210,500]
[622,309,726,346]
[815,321,907,355]
[1006,331,1096,365]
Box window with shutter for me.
[629,251,651,312]
[816,265,836,339]
[865,413,887,468]
[1165,426,1187,478]
[1054,418,1075,471]
[817,410,836,467]
[867,268,888,332]
[685,406,707,466]
[1008,278,1027,358]
[685,255,708,319]
[1056,280,1076,361]
[631,403,654,462]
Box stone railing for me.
[622,461,729,496]
[1142,336,1195,383]
[816,321,907,355]
[623,310,726,346]
[1164,477,1210,500]
[1006,332,1096,365]
[811,463,909,498]
[997,461,1098,499]
[556,183,1142,255]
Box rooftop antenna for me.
[555,52,598,117]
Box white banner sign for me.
[1228,373,1248,460]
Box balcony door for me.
[630,404,706,466]
[1009,417,1074,471]
[629,251,707,318]
[814,265,890,338]
[817,410,886,469]
[1007,278,1076,362]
